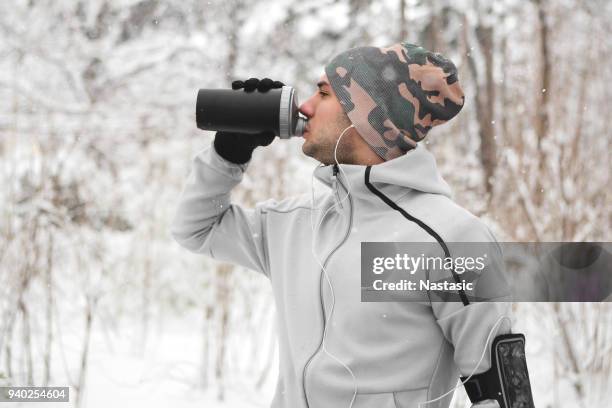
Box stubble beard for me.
[302,114,354,165]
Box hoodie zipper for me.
[363,166,470,306]
[302,165,354,408]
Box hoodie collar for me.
[313,144,452,201]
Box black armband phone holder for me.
[461,333,535,408]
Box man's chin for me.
[302,141,334,164]
[301,141,314,158]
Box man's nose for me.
[299,96,315,118]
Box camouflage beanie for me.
[325,42,465,161]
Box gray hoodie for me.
[171,144,512,408]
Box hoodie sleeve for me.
[434,301,512,376]
[431,241,513,378]
[170,145,270,276]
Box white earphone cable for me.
[417,314,512,408]
[309,124,357,407]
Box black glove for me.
[213,78,284,164]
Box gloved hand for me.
[213,78,285,164]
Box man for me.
[171,43,533,408]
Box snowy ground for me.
[9,313,275,408]
[8,307,611,408]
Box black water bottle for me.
[196,86,307,139]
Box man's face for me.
[299,74,354,165]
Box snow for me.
[1,0,611,407]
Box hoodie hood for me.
[313,143,452,200]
